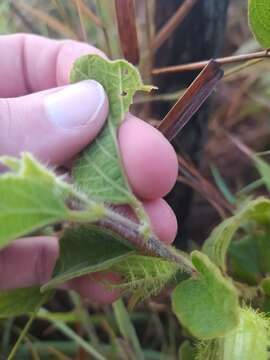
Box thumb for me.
[0,80,108,164]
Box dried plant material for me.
[115,0,140,64]
[152,50,270,75]
[17,1,78,39]
[71,0,103,28]
[152,0,198,51]
[158,60,223,141]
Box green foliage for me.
[172,251,239,339]
[0,43,269,359]
[113,299,144,360]
[197,308,270,360]
[249,0,270,48]
[229,234,270,284]
[0,287,51,318]
[261,276,270,296]
[229,235,261,284]
[70,54,153,206]
[0,153,71,248]
[178,340,196,360]
[42,225,133,291]
[202,197,270,271]
[252,153,270,193]
[111,254,180,305]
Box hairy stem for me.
[100,209,196,275]
[69,187,196,275]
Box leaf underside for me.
[70,55,153,205]
[42,225,134,291]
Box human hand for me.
[0,34,178,304]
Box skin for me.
[0,34,178,304]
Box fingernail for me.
[44,80,106,129]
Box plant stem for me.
[101,208,196,276]
[69,187,196,275]
[152,49,270,75]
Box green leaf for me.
[202,197,270,271]
[0,287,51,318]
[42,225,133,291]
[252,154,270,193]
[228,236,261,284]
[70,54,154,205]
[0,153,71,248]
[197,308,270,360]
[261,276,270,296]
[229,234,270,284]
[249,0,270,48]
[172,251,239,339]
[178,340,196,360]
[110,254,180,305]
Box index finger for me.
[0,33,105,98]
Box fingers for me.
[143,199,177,244]
[0,34,105,98]
[0,80,108,164]
[119,115,178,199]
[67,273,121,305]
[0,35,177,198]
[0,236,119,303]
[0,94,177,197]
[0,237,58,291]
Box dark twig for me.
[158,60,223,141]
[115,0,140,65]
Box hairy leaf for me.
[172,251,239,339]
[197,308,270,360]
[70,55,154,205]
[42,225,133,291]
[202,197,270,271]
[0,287,51,318]
[110,254,180,305]
[0,153,71,248]
[249,0,270,48]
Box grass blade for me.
[113,299,144,360]
[38,309,106,360]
